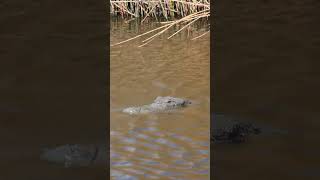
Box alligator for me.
[40,114,287,167]
[122,96,192,114]
[41,143,107,168]
[41,96,193,167]
[212,114,261,143]
[212,114,288,143]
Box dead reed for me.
[110,0,210,47]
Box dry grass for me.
[110,0,210,46]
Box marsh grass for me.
[110,0,210,46]
[110,0,210,19]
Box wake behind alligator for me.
[41,97,287,169]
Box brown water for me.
[213,0,320,179]
[0,1,107,179]
[110,19,210,179]
[2,0,320,179]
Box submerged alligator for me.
[122,96,193,114]
[41,97,287,167]
[41,143,107,168]
[121,96,283,143]
[212,114,263,143]
[41,113,287,167]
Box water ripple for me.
[111,126,209,179]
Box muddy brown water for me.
[213,0,320,180]
[110,19,210,180]
[1,0,320,180]
[0,1,107,179]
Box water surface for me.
[111,19,210,180]
[213,1,320,179]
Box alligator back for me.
[212,113,288,144]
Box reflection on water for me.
[111,119,209,179]
[111,19,210,179]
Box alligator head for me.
[212,122,261,143]
[122,96,192,115]
[153,96,192,107]
[211,114,287,144]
